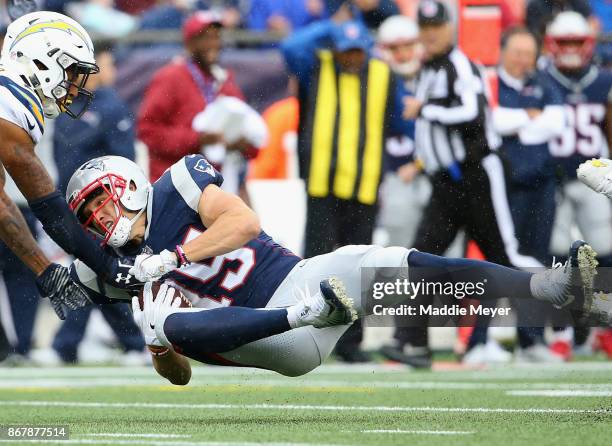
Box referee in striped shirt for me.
[385,0,542,366]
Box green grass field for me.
[0,362,611,446]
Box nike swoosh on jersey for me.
[24,114,35,131]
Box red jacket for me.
[137,59,245,181]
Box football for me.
[137,282,192,310]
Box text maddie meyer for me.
[372,304,511,317]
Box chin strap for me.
[40,96,60,119]
[129,206,147,228]
[108,206,148,249]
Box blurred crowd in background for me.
[0,0,612,369]
[0,0,607,44]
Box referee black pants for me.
[304,195,377,353]
[395,154,538,348]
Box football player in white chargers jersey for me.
[64,155,606,383]
[0,11,150,319]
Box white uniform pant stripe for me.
[481,154,542,268]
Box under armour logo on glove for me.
[115,273,132,284]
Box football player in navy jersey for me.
[544,12,612,266]
[65,154,601,382]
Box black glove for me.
[105,255,145,291]
[36,264,92,320]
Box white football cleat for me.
[577,158,612,199]
[531,240,598,310]
[289,278,358,329]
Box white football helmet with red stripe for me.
[66,156,151,248]
[377,15,422,77]
[545,11,595,70]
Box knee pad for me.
[274,332,322,377]
[276,361,319,377]
[222,329,323,377]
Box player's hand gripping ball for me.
[132,282,191,347]
[136,282,192,311]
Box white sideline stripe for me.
[1,401,610,415]
[0,379,171,389]
[0,441,344,446]
[3,378,612,392]
[85,434,191,438]
[482,153,542,268]
[507,390,612,397]
[361,429,474,435]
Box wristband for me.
[148,346,170,356]
[175,245,191,267]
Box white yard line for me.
[1,377,612,392]
[507,390,612,397]
[84,434,191,438]
[0,440,346,446]
[1,442,177,446]
[0,379,168,389]
[0,362,611,379]
[1,400,609,415]
[361,429,474,435]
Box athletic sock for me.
[162,307,292,355]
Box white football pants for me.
[215,245,412,376]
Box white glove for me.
[129,250,178,282]
[131,282,182,347]
[577,158,612,199]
